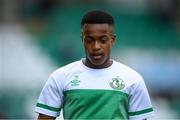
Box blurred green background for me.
[0,0,180,119]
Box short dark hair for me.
[81,10,114,27]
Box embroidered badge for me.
[70,75,81,86]
[109,76,125,90]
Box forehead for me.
[82,24,113,35]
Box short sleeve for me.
[128,79,154,120]
[35,74,64,117]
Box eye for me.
[85,36,93,43]
[100,37,108,43]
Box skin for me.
[38,113,55,120]
[81,24,116,69]
[37,24,116,119]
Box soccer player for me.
[35,10,154,119]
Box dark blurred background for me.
[0,0,180,119]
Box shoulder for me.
[113,60,143,82]
[55,60,81,73]
[45,60,81,87]
[113,61,146,95]
[51,60,81,77]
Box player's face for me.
[82,24,115,68]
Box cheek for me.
[84,44,91,53]
[104,44,112,52]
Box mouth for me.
[91,54,103,60]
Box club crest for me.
[109,76,125,90]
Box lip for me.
[91,53,103,60]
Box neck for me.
[82,58,113,69]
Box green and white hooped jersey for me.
[35,59,154,119]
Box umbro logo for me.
[70,75,81,86]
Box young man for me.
[35,10,154,119]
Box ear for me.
[81,32,83,43]
[111,34,116,45]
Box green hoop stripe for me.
[65,89,129,97]
[36,103,60,112]
[128,108,153,116]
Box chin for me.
[92,62,104,66]
[90,59,106,66]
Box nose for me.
[93,41,101,51]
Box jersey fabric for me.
[35,59,154,119]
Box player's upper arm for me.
[128,78,154,119]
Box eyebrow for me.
[84,34,109,38]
